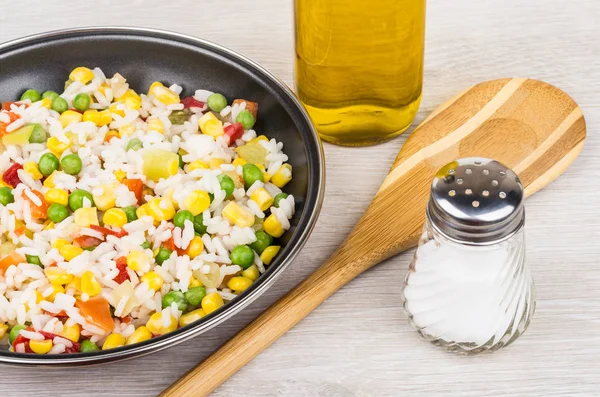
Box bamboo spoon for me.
[161,78,586,396]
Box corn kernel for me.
[271,164,292,188]
[102,333,126,350]
[164,187,179,210]
[201,292,224,315]
[178,308,206,327]
[147,118,164,134]
[209,158,226,169]
[247,135,268,145]
[45,267,74,285]
[117,89,142,111]
[263,214,284,238]
[103,208,128,228]
[81,271,101,297]
[113,169,126,183]
[127,251,150,272]
[147,197,176,222]
[59,322,81,342]
[104,130,120,142]
[260,245,281,265]
[118,124,135,137]
[40,98,52,109]
[108,104,125,117]
[198,111,218,131]
[222,202,255,228]
[23,162,43,180]
[69,67,95,84]
[182,190,211,216]
[52,238,70,250]
[60,244,84,261]
[30,339,53,354]
[141,271,164,291]
[148,82,180,105]
[186,236,204,259]
[35,290,44,304]
[146,312,177,335]
[136,203,150,219]
[232,158,247,167]
[185,160,209,173]
[97,84,109,97]
[92,183,118,211]
[44,188,69,206]
[46,284,65,302]
[97,110,113,127]
[202,119,224,138]
[65,276,81,294]
[188,276,202,288]
[256,164,271,183]
[47,136,70,156]
[227,276,253,293]
[250,188,274,211]
[82,109,100,124]
[242,265,260,281]
[125,326,153,345]
[74,207,99,227]
[0,324,8,340]
[59,110,83,128]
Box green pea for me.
[168,110,188,125]
[123,206,138,223]
[42,91,60,101]
[242,164,264,189]
[51,97,68,113]
[9,324,27,344]
[162,291,187,311]
[47,203,69,223]
[236,110,255,130]
[193,214,207,235]
[38,152,59,176]
[249,231,273,255]
[273,193,289,208]
[80,339,100,352]
[26,255,42,267]
[230,245,254,269]
[208,193,214,203]
[207,93,227,112]
[73,93,91,112]
[141,240,151,250]
[28,123,48,144]
[156,247,172,265]
[125,138,143,152]
[20,89,41,103]
[184,286,206,307]
[68,189,94,212]
[60,153,82,175]
[0,187,14,206]
[217,174,235,198]
[173,210,194,228]
[178,153,185,169]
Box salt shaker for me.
[403,158,535,354]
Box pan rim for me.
[0,26,325,365]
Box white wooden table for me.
[1,1,600,396]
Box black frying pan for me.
[0,27,324,365]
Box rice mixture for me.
[0,67,294,354]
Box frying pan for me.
[0,27,325,365]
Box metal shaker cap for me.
[427,157,525,245]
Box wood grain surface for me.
[1,1,600,396]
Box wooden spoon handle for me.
[159,248,373,397]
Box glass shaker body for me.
[404,218,535,354]
[294,0,425,146]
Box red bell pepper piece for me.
[38,330,81,353]
[2,162,23,187]
[232,99,258,119]
[181,96,205,109]
[74,235,104,249]
[90,224,128,238]
[113,256,130,284]
[224,122,244,146]
[123,178,143,204]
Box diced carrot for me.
[89,224,128,238]
[123,178,143,204]
[75,296,114,332]
[1,103,28,111]
[233,99,258,119]
[0,252,26,273]
[22,190,48,220]
[0,111,21,136]
[74,235,104,249]
[113,256,130,284]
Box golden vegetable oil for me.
[295,0,426,146]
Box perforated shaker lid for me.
[427,157,525,245]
